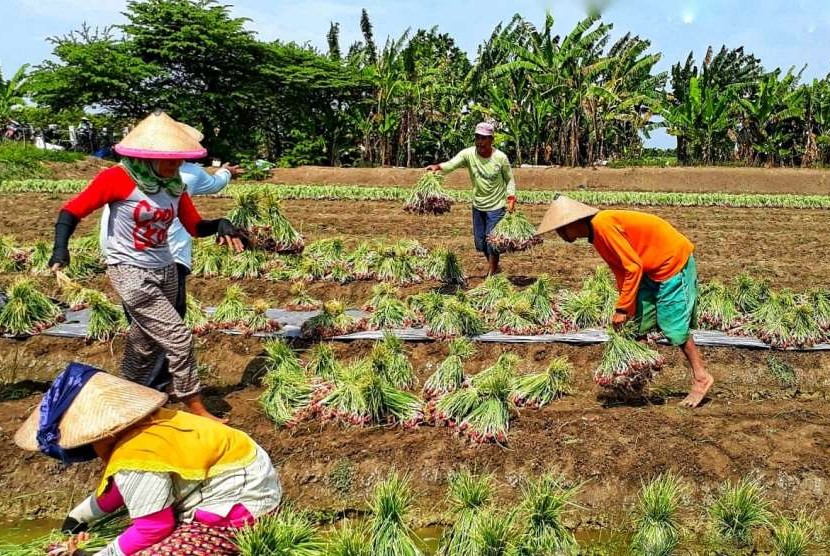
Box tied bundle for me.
[594,328,665,391]
[486,211,543,253]
[0,278,63,336]
[403,172,453,215]
[228,190,304,254]
[301,300,365,338]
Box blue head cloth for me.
[36,362,101,464]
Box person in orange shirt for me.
[537,195,714,408]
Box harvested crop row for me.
[5,180,830,209]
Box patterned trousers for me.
[107,264,200,400]
[133,521,239,556]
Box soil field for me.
[1,193,827,302]
[268,165,830,195]
[2,189,830,537]
[2,335,830,528]
[37,158,830,194]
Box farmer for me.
[537,195,714,408]
[14,363,281,556]
[99,123,242,391]
[426,122,516,276]
[47,110,246,422]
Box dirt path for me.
[40,159,830,194]
[267,165,830,195]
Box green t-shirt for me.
[440,147,517,211]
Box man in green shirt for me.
[426,122,517,276]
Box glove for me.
[216,218,242,238]
[48,247,71,269]
[60,516,89,534]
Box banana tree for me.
[664,76,733,164]
[736,69,805,166]
[0,64,29,121]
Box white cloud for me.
[681,9,695,25]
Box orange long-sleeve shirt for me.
[589,210,694,315]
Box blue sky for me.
[3,0,830,148]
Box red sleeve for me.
[63,166,135,219]
[177,192,203,236]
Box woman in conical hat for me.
[537,195,714,408]
[97,121,242,392]
[47,110,246,422]
[15,363,281,556]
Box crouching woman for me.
[14,362,281,555]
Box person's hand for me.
[48,532,90,555]
[218,234,245,253]
[507,197,516,213]
[222,163,243,178]
[48,248,70,272]
[612,310,628,329]
[425,164,441,172]
[215,219,247,253]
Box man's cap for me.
[474,122,495,136]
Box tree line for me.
[2,0,829,168]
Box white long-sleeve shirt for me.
[99,162,232,269]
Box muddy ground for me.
[2,335,830,529]
[1,184,830,530]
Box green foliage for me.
[631,473,685,556]
[0,64,29,120]
[328,458,356,496]
[770,512,819,556]
[11,180,830,210]
[237,157,272,181]
[0,143,84,181]
[234,508,325,555]
[369,472,422,556]
[765,355,797,388]
[708,477,770,546]
[14,2,830,168]
[0,278,63,336]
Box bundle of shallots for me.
[486,211,543,253]
[403,172,453,215]
[301,300,365,338]
[594,328,665,391]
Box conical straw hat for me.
[536,194,599,235]
[15,372,168,451]
[115,111,207,159]
[177,122,204,142]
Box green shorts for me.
[634,255,698,346]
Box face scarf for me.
[121,157,185,197]
[37,362,101,464]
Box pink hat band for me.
[114,145,207,159]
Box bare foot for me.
[679,373,714,408]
